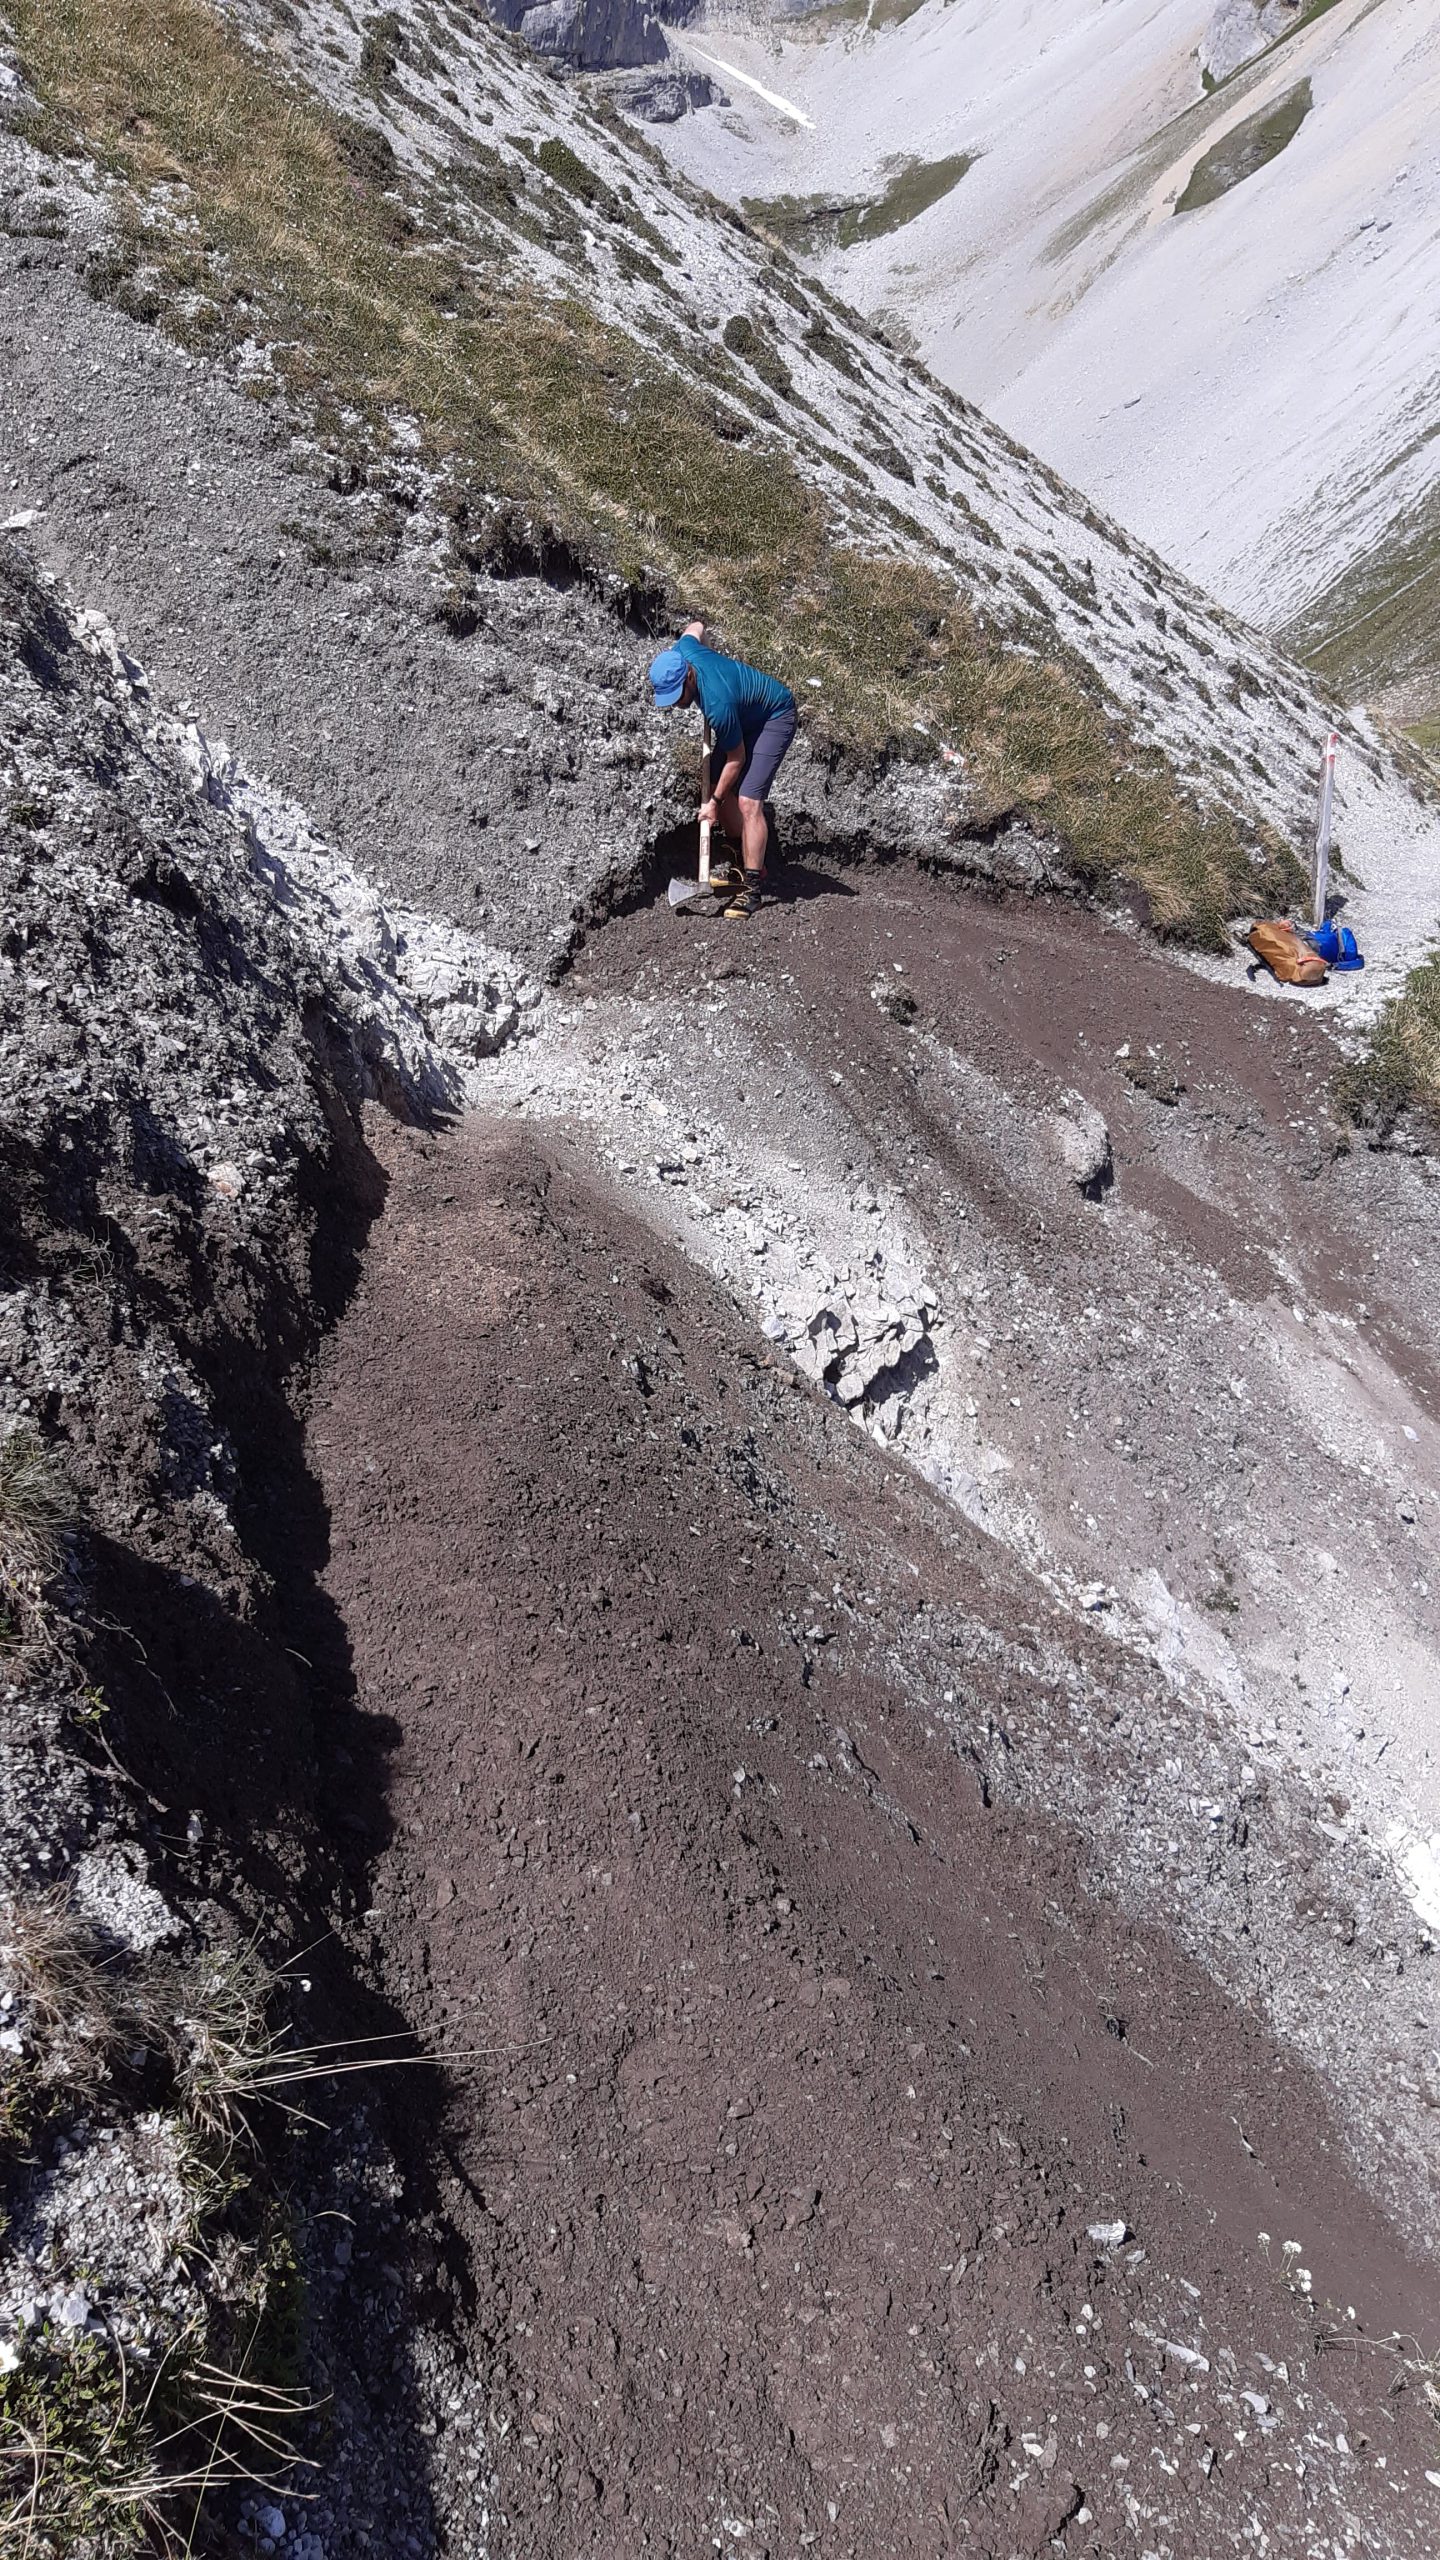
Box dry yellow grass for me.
[1340,948,1440,1130]
[0,1426,68,1658]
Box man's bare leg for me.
[714,784,745,873]
[737,794,769,876]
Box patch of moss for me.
[742,188,862,253]
[537,135,614,213]
[0,2335,156,2557]
[359,9,404,89]
[721,313,793,399]
[847,152,975,244]
[806,0,930,25]
[744,153,973,257]
[860,439,916,486]
[1291,478,1440,704]
[613,237,662,290]
[1175,80,1312,214]
[810,441,868,483]
[802,314,865,381]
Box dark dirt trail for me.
[307,1108,1436,2560]
[575,865,1435,1385]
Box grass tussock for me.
[0,1888,121,2158]
[0,1895,287,2156]
[0,1888,120,2045]
[0,1898,321,2552]
[0,2331,317,2558]
[0,1426,69,1660]
[150,1940,290,2143]
[9,0,1300,942]
[1338,947,1440,1133]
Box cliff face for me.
[485,0,679,73]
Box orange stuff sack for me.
[1246,919,1328,986]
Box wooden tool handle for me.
[698,720,713,886]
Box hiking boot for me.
[723,870,766,919]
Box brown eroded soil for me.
[306,1104,1437,2560]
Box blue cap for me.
[649,647,689,707]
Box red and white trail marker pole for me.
[1312,731,1339,932]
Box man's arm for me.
[679,625,741,812]
[702,745,745,821]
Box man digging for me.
[649,620,797,917]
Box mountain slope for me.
[6,504,1440,2560]
[4,0,1439,1000]
[5,5,1440,2551]
[656,0,1440,724]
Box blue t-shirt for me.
[675,637,794,757]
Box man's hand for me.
[698,797,720,826]
[681,618,707,642]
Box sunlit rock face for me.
[1199,0,1302,84]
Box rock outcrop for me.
[486,0,699,70]
[1200,0,1303,85]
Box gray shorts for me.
[736,706,797,802]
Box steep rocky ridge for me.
[0,537,512,2554]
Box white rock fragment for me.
[1051,1093,1112,1193]
[1385,1824,1440,1935]
[166,707,540,1098]
[73,1846,180,1954]
[1088,2219,1129,2249]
